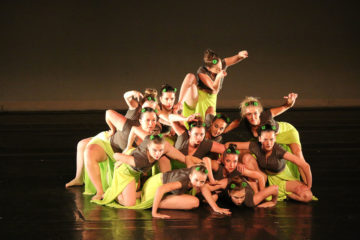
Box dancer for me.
[65,88,158,188]
[176,49,248,120]
[92,133,185,207]
[83,107,157,200]
[227,121,314,202]
[141,164,231,218]
[169,114,226,169]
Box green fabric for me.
[276,122,301,146]
[83,131,115,195]
[183,88,217,123]
[141,173,163,202]
[91,163,151,209]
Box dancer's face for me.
[189,171,207,188]
[223,154,238,173]
[229,189,246,206]
[148,142,165,160]
[210,118,227,137]
[259,131,276,152]
[189,127,205,146]
[208,60,222,74]
[140,112,157,133]
[160,92,175,111]
[142,100,157,110]
[244,106,261,126]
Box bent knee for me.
[189,197,199,209]
[242,153,255,165]
[300,190,313,202]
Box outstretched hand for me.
[257,201,276,208]
[213,207,231,215]
[152,213,171,219]
[283,92,298,108]
[238,50,248,59]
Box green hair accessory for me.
[272,126,276,130]
[241,182,248,188]
[212,59,218,65]
[226,149,232,153]
[253,101,258,106]
[261,125,266,130]
[196,167,201,171]
[141,108,146,113]
[202,123,206,127]
[150,135,155,140]
[190,123,195,128]
[235,150,240,154]
[226,117,230,123]
[154,109,158,113]
[150,134,163,140]
[158,133,163,138]
[230,183,236,189]
[147,96,152,101]
[174,88,177,92]
[162,88,167,92]
[204,169,208,174]
[216,113,222,118]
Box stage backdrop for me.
[1,1,359,111]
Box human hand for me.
[152,212,170,219]
[238,50,248,59]
[213,207,231,215]
[257,201,276,208]
[283,92,298,108]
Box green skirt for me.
[92,163,148,209]
[83,131,115,195]
[267,163,318,201]
[183,88,217,122]
[277,122,301,146]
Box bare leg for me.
[242,153,267,183]
[286,180,313,203]
[116,179,137,206]
[66,137,92,188]
[159,194,199,210]
[177,73,198,109]
[84,144,108,200]
[289,143,307,184]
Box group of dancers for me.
[65,49,317,218]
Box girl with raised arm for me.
[92,134,185,208]
[175,49,248,120]
[83,107,157,200]
[65,88,158,188]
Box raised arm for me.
[224,50,248,67]
[223,119,240,133]
[123,90,143,110]
[152,181,183,218]
[198,70,227,93]
[169,113,198,136]
[283,152,312,189]
[105,110,127,135]
[270,93,298,117]
[124,126,149,153]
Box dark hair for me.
[190,163,208,175]
[204,49,220,68]
[148,132,165,145]
[213,113,231,124]
[257,119,279,136]
[223,144,240,158]
[160,84,177,96]
[140,88,158,105]
[188,116,206,130]
[227,176,248,192]
[139,107,158,120]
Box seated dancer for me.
[201,144,278,208]
[227,121,315,202]
[141,163,231,219]
[83,107,158,200]
[92,133,185,207]
[223,93,309,183]
[169,114,226,169]
[175,49,248,120]
[65,88,158,188]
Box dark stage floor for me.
[1,108,360,239]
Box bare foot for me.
[65,178,84,188]
[91,193,104,201]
